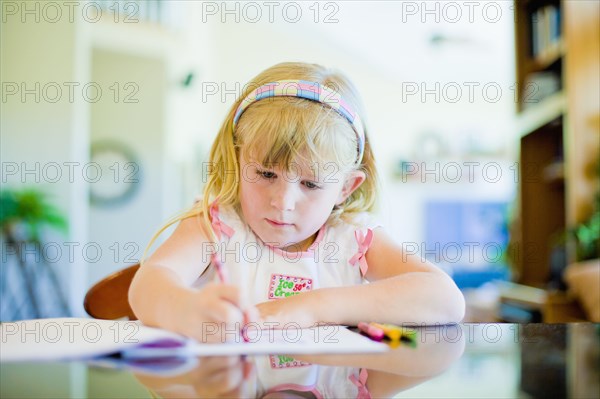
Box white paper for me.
[1,318,387,362]
[0,318,181,362]
[122,325,388,358]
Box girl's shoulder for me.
[322,212,382,249]
[330,211,382,231]
[208,202,254,239]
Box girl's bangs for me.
[235,98,357,172]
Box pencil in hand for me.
[213,254,252,342]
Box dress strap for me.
[348,229,374,277]
[349,368,371,399]
[209,202,235,240]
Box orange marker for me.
[369,323,417,343]
[369,322,401,341]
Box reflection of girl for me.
[133,327,466,398]
[251,355,366,398]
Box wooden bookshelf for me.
[512,0,600,289]
[514,0,563,113]
[518,116,565,285]
[563,1,600,227]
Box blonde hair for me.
[142,62,378,263]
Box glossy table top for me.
[1,323,599,398]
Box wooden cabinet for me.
[513,0,599,287]
[563,1,600,227]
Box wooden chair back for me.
[84,264,140,320]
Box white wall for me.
[1,11,90,316]
[88,49,167,284]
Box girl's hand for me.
[175,283,260,343]
[255,292,319,329]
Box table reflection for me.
[132,326,465,398]
[1,324,598,398]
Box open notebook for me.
[0,318,387,362]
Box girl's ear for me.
[336,170,366,205]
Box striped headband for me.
[232,79,365,164]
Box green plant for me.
[571,159,600,261]
[0,188,67,241]
[1,188,70,320]
[572,193,600,261]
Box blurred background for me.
[1,1,598,324]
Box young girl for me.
[129,62,465,342]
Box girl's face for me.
[238,154,364,252]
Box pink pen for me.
[213,255,249,342]
[358,321,385,341]
[212,254,229,284]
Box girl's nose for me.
[270,182,297,211]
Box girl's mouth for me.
[266,219,293,227]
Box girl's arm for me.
[257,227,465,326]
[358,227,465,324]
[129,216,254,341]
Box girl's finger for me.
[207,283,243,307]
[220,301,245,326]
[244,305,261,324]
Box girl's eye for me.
[303,181,321,190]
[257,170,276,179]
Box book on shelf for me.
[521,71,561,109]
[530,4,562,60]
